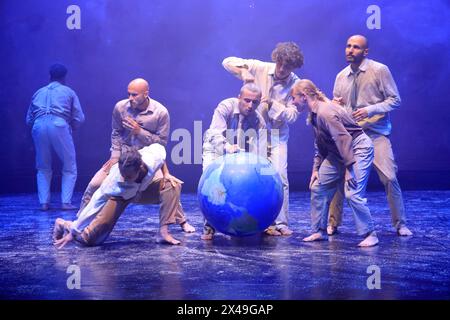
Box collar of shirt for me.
[47,81,62,89]
[345,58,370,77]
[126,97,155,115]
[232,100,240,116]
[232,102,258,127]
[268,64,293,85]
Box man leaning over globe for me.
[201,83,268,240]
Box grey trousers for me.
[32,115,77,204]
[311,133,375,236]
[328,132,407,229]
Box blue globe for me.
[198,152,283,237]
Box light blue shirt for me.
[26,81,85,129]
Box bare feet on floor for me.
[159,225,181,245]
[201,233,214,240]
[264,227,282,236]
[327,225,338,236]
[358,231,379,247]
[278,227,294,236]
[397,226,413,236]
[303,232,328,242]
[180,221,196,233]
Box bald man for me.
[79,78,195,233]
[327,35,412,237]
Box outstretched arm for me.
[222,57,264,83]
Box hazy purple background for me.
[1,0,449,193]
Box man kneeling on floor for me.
[53,144,183,248]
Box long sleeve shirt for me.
[222,57,299,144]
[71,143,166,234]
[110,97,170,158]
[26,81,85,129]
[333,58,401,135]
[203,97,267,156]
[311,102,364,172]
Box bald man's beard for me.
[131,97,148,110]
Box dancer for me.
[292,79,378,247]
[53,144,182,248]
[79,78,194,233]
[26,63,85,211]
[222,42,304,236]
[327,35,412,237]
[201,83,266,240]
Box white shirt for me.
[203,97,266,155]
[71,144,166,234]
[222,57,299,144]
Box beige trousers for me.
[75,178,182,246]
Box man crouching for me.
[53,144,183,248]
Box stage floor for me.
[0,191,449,300]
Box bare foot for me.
[397,226,413,236]
[327,225,338,236]
[180,221,196,233]
[264,227,282,236]
[303,232,328,242]
[201,233,214,240]
[358,231,379,247]
[159,225,181,245]
[278,227,293,236]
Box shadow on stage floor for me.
[0,191,449,300]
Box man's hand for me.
[102,158,119,173]
[122,116,141,135]
[54,232,74,250]
[352,108,369,122]
[332,97,345,106]
[261,97,272,110]
[309,170,320,190]
[225,144,241,154]
[345,167,357,190]
[163,173,184,188]
[241,68,255,83]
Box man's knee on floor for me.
[79,230,108,247]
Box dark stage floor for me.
[0,191,449,300]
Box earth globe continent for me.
[198,152,283,237]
